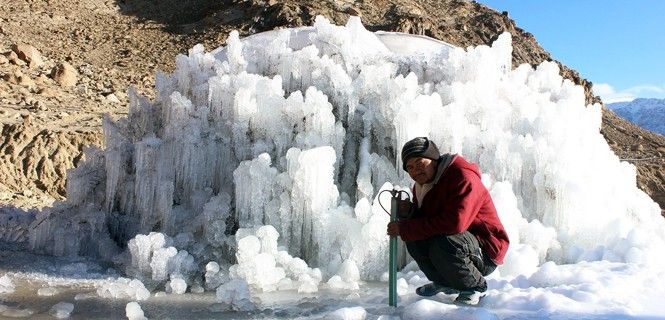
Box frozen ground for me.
[1,16,665,319]
[1,249,664,319]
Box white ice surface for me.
[49,302,74,319]
[126,301,147,320]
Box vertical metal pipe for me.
[389,191,398,307]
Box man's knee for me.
[432,232,478,256]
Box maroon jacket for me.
[398,155,510,265]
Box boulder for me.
[6,51,25,66]
[11,44,44,69]
[51,62,78,87]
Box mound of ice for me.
[97,278,150,301]
[326,306,367,320]
[49,302,74,319]
[126,301,147,320]
[0,275,14,294]
[204,261,228,290]
[327,259,361,290]
[216,279,254,311]
[26,15,665,298]
[230,225,323,293]
[127,232,196,289]
[402,299,498,320]
[38,287,58,296]
[166,275,187,294]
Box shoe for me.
[415,283,459,297]
[454,289,487,306]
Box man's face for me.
[405,157,437,185]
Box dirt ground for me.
[0,0,663,215]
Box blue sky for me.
[476,1,665,103]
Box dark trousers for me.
[406,231,496,291]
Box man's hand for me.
[387,221,400,237]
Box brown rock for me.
[105,93,121,104]
[2,73,15,84]
[11,44,44,69]
[51,62,78,87]
[6,51,25,66]
[0,54,8,65]
[37,87,57,97]
[3,71,23,85]
[18,75,35,87]
[631,144,644,152]
[35,74,50,84]
[347,6,361,16]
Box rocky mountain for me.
[608,98,665,136]
[0,0,663,215]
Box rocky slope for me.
[0,0,663,215]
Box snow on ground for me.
[1,250,664,319]
[1,16,664,319]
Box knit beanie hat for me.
[401,137,441,171]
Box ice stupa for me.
[20,16,664,296]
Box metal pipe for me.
[389,190,398,307]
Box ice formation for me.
[204,261,227,290]
[0,275,14,294]
[96,278,150,301]
[49,302,74,319]
[125,301,147,320]
[0,307,34,318]
[328,306,368,320]
[166,275,187,294]
[327,259,361,290]
[0,208,34,243]
[230,225,323,293]
[126,232,197,290]
[21,15,665,297]
[216,279,255,311]
[38,287,58,296]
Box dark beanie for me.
[401,137,440,171]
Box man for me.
[386,137,509,305]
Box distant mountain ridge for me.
[608,98,665,136]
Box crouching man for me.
[387,137,509,305]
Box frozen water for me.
[1,307,34,317]
[97,278,150,301]
[8,15,665,319]
[0,207,35,243]
[49,302,74,319]
[38,287,58,296]
[0,275,14,294]
[327,306,367,320]
[204,261,227,290]
[167,275,187,294]
[125,301,147,320]
[216,279,254,311]
[327,259,361,290]
[125,232,196,290]
[230,226,323,293]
